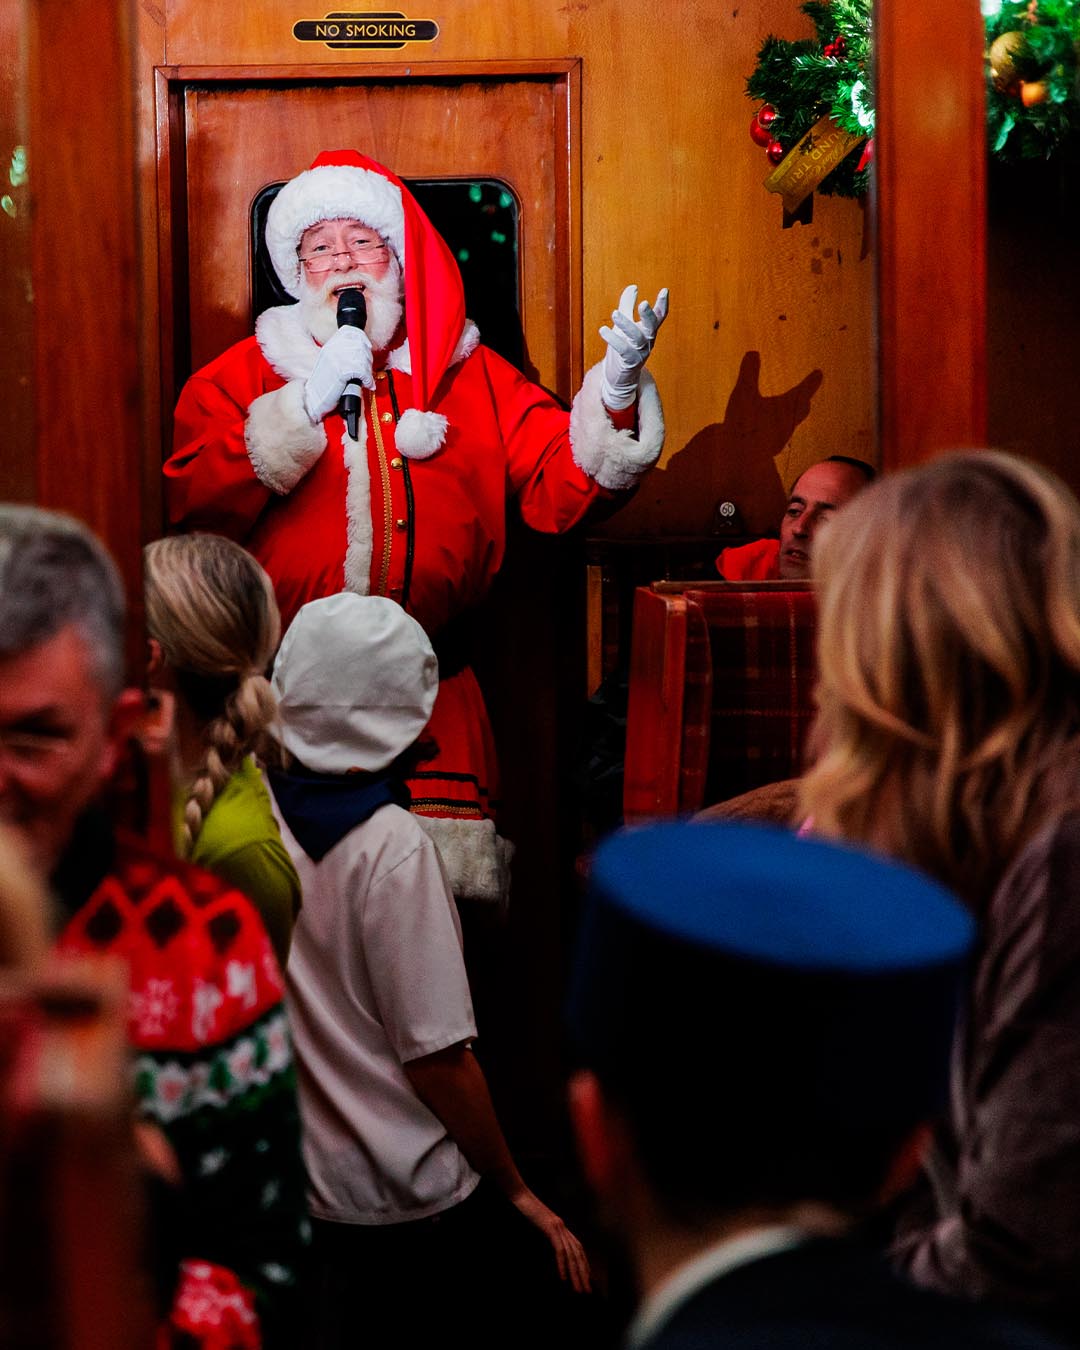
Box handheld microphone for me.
[336,287,368,441]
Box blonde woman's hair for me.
[144,534,282,853]
[801,450,1080,905]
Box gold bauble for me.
[989,31,1027,92]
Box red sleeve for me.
[164,356,275,541]
[479,349,609,535]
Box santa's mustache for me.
[308,267,402,307]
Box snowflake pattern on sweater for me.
[56,835,308,1349]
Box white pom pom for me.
[395,408,448,459]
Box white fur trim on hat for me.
[265,164,406,299]
[395,409,448,459]
[569,363,665,492]
[415,815,515,908]
[245,380,326,494]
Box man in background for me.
[717,455,875,580]
[565,818,1064,1349]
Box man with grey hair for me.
[0,504,308,1347]
[0,504,131,871]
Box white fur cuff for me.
[414,815,514,908]
[569,363,665,492]
[245,380,327,494]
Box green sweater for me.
[187,756,302,971]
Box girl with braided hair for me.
[144,532,300,969]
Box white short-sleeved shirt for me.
[272,797,481,1225]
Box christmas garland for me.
[746,0,873,202]
[746,0,1080,210]
[985,0,1080,162]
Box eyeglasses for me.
[297,240,390,273]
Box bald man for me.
[717,456,875,582]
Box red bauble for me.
[757,104,778,128]
[766,139,786,165]
[750,114,772,147]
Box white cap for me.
[271,593,438,774]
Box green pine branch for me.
[984,0,1080,161]
[746,0,1080,192]
[746,0,872,199]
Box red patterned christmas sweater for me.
[55,826,308,1349]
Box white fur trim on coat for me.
[569,363,665,492]
[258,307,481,390]
[265,164,406,299]
[342,422,373,598]
[415,815,514,908]
[395,409,448,459]
[245,380,327,494]
[256,306,321,382]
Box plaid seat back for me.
[684,588,818,807]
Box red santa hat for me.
[265,150,467,450]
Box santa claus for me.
[165,149,667,903]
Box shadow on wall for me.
[617,351,824,539]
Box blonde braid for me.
[144,533,283,857]
[179,672,282,850]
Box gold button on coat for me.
[395,518,408,532]
[390,457,404,470]
[381,411,393,423]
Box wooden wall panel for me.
[25,0,147,668]
[572,0,875,539]
[0,0,33,503]
[165,0,565,65]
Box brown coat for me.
[893,813,1080,1342]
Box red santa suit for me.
[165,151,665,904]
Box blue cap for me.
[567,820,975,1132]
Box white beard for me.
[298,254,404,350]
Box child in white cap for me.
[266,592,589,1348]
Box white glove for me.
[599,285,669,411]
[303,325,375,423]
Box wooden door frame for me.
[152,60,582,474]
[874,1,987,467]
